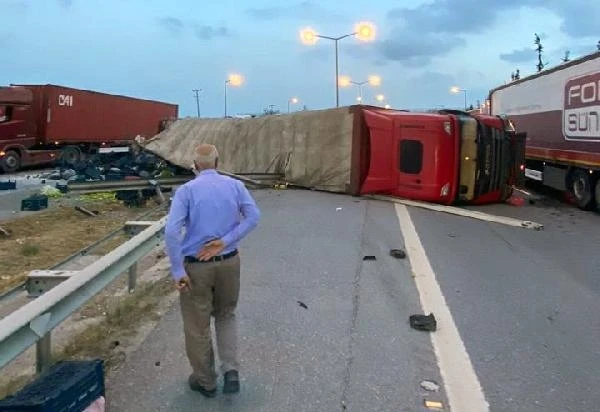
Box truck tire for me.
[60,146,82,166]
[0,150,21,173]
[570,169,595,210]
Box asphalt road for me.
[105,189,600,412]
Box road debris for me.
[424,399,444,410]
[0,226,10,237]
[409,313,437,332]
[389,248,406,259]
[74,206,99,217]
[363,255,376,261]
[420,380,440,392]
[297,301,308,309]
[336,207,343,211]
[369,194,544,231]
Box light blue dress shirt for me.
[165,169,260,280]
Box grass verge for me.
[0,276,174,400]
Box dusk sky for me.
[1,0,599,118]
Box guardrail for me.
[0,217,167,373]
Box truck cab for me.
[358,108,525,205]
[0,86,37,172]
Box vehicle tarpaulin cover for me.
[142,107,355,192]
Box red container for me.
[13,84,178,145]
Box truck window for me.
[399,139,423,174]
[0,105,9,123]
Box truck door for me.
[360,110,398,194]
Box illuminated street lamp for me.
[384,104,391,109]
[450,86,467,110]
[339,75,382,104]
[375,94,385,103]
[299,22,376,108]
[225,73,244,118]
[288,97,299,113]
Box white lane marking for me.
[395,204,490,412]
[370,195,543,231]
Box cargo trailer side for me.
[16,84,178,144]
[489,51,600,210]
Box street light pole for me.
[463,89,467,111]
[224,80,229,118]
[300,23,376,108]
[192,89,201,117]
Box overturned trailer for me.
[143,105,526,205]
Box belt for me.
[184,249,238,264]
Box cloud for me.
[158,17,185,36]
[58,0,73,7]
[245,1,342,21]
[193,24,230,40]
[500,47,535,63]
[553,1,600,38]
[156,18,230,40]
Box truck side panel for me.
[490,53,600,168]
[16,84,178,145]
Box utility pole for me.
[192,89,201,117]
[534,34,545,72]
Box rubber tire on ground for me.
[60,146,82,166]
[0,150,21,173]
[570,169,595,210]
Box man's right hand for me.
[175,275,192,291]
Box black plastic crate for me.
[21,195,48,211]
[0,180,16,190]
[0,359,104,412]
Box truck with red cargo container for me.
[144,105,526,206]
[0,84,178,172]
[489,51,600,210]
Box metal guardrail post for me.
[36,333,51,373]
[128,263,138,293]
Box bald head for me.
[194,144,219,171]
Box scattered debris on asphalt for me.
[0,180,16,191]
[447,233,457,238]
[409,313,437,332]
[155,361,161,367]
[363,255,376,261]
[297,301,308,309]
[389,249,406,259]
[336,207,343,211]
[74,206,99,217]
[0,226,10,237]
[420,380,440,392]
[424,399,444,410]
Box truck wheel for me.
[570,169,595,210]
[0,150,21,173]
[60,146,82,166]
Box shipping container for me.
[489,51,600,210]
[0,84,178,171]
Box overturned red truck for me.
[0,84,178,172]
[143,105,525,205]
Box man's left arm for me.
[165,186,189,281]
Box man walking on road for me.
[165,143,260,398]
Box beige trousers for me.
[180,254,240,390]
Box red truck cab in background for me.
[353,107,526,205]
[0,84,178,173]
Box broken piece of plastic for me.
[389,249,406,259]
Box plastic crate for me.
[0,180,16,190]
[21,195,48,211]
[0,359,104,412]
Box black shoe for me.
[223,370,240,394]
[188,374,217,398]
